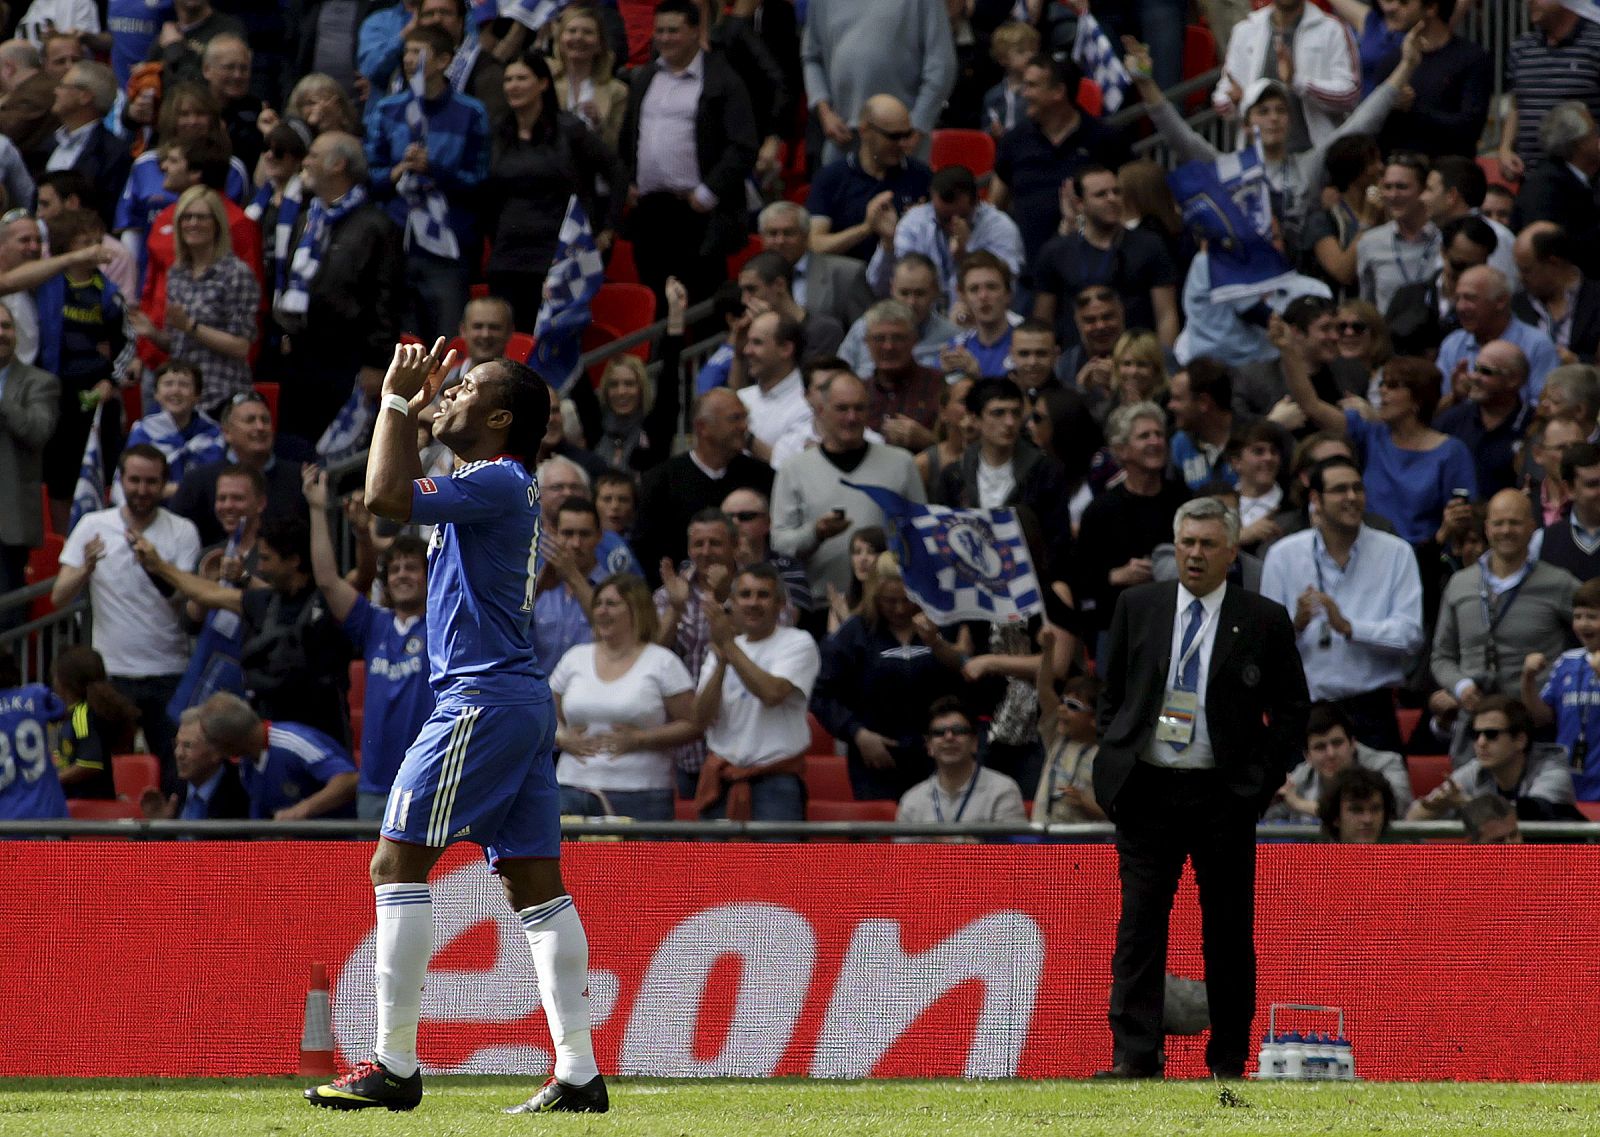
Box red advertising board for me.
[1,841,1594,1081]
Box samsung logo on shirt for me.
[369,655,425,680]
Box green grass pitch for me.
[2,1078,1600,1137]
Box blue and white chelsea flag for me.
[533,195,604,392]
[1073,12,1131,114]
[1167,133,1296,303]
[68,402,106,530]
[844,482,1042,626]
[501,0,573,31]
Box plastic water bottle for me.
[1257,1033,1283,1080]
[1333,1035,1355,1080]
[1281,1032,1305,1079]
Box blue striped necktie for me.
[1177,598,1205,693]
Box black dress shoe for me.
[1093,1062,1163,1080]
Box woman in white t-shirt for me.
[549,573,699,820]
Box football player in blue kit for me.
[305,340,605,1114]
[0,657,69,821]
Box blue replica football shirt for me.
[1540,649,1600,801]
[341,595,435,797]
[240,722,357,819]
[410,457,549,704]
[0,684,67,821]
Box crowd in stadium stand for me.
[2,0,1600,840]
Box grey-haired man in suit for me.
[1094,496,1309,1080]
[0,299,57,630]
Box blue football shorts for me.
[380,696,560,866]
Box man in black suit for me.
[1513,222,1600,365]
[1514,102,1600,277]
[1094,495,1309,1079]
[618,0,758,311]
[141,709,252,820]
[46,61,130,230]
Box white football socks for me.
[372,883,433,1079]
[519,894,599,1084]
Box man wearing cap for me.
[1130,29,1422,265]
[1212,0,1358,152]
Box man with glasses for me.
[991,54,1133,264]
[1261,456,1424,752]
[44,60,126,228]
[894,696,1026,826]
[201,34,261,174]
[721,486,809,616]
[1437,266,1561,403]
[1407,694,1579,821]
[1435,340,1535,496]
[806,94,932,263]
[838,254,957,378]
[859,299,943,452]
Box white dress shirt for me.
[1145,581,1226,770]
[45,121,96,172]
[636,51,711,206]
[738,368,813,450]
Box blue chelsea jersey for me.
[411,457,549,704]
[0,684,68,820]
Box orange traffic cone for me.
[300,962,336,1076]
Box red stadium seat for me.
[605,237,641,284]
[1182,24,1219,113]
[580,320,628,387]
[1076,78,1103,118]
[784,182,811,205]
[803,754,853,802]
[1396,707,1422,747]
[348,661,365,759]
[806,799,898,823]
[807,711,835,755]
[591,282,656,339]
[506,332,535,363]
[1476,154,1520,193]
[251,381,279,426]
[24,533,64,621]
[67,798,141,820]
[111,754,160,802]
[674,798,699,821]
[725,234,764,282]
[40,485,53,538]
[930,128,996,178]
[121,385,142,425]
[1407,754,1453,800]
[1578,801,1600,821]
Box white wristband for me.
[383,393,412,417]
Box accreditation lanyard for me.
[932,765,982,823]
[1392,228,1439,286]
[1172,602,1217,693]
[1312,535,1350,649]
[1571,661,1600,775]
[1478,561,1531,677]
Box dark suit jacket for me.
[1093,581,1309,815]
[618,49,759,258]
[1513,278,1600,364]
[189,760,251,820]
[0,70,58,174]
[0,360,59,548]
[1514,160,1600,276]
[66,125,133,230]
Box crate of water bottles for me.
[1255,1003,1357,1080]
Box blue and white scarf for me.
[398,49,461,261]
[316,386,378,465]
[445,36,480,94]
[274,180,366,323]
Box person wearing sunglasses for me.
[1435,266,1561,407]
[1033,627,1104,823]
[1407,694,1579,823]
[1434,340,1534,497]
[893,696,1026,829]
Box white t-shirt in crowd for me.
[976,456,1016,509]
[60,506,200,677]
[549,642,692,792]
[697,626,821,766]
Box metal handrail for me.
[3,818,1596,841]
